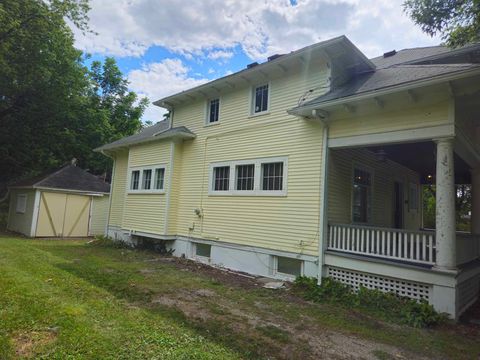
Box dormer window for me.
[207,98,220,124]
[253,84,269,114]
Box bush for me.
[293,276,446,328]
[88,235,132,249]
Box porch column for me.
[472,168,480,235]
[435,137,456,270]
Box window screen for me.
[254,84,269,113]
[277,256,302,277]
[213,166,230,191]
[208,99,219,123]
[131,170,140,190]
[195,243,211,258]
[262,162,283,191]
[236,164,255,191]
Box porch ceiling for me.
[367,142,471,184]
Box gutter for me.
[289,66,480,116]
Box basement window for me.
[275,256,303,278]
[15,194,27,214]
[195,243,211,258]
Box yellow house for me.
[7,164,110,237]
[97,36,480,319]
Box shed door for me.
[36,192,91,237]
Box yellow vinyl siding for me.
[328,148,422,231]
[7,189,36,236]
[329,98,451,139]
[170,62,330,255]
[121,141,171,234]
[90,195,110,236]
[109,151,128,227]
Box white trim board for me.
[328,124,455,148]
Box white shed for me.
[7,165,110,237]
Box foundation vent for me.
[327,267,431,301]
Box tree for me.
[404,0,480,47]
[0,1,147,188]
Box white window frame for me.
[351,163,374,224]
[250,82,271,116]
[273,255,304,280]
[127,164,166,194]
[205,97,221,126]
[209,156,288,196]
[15,194,27,214]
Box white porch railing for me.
[328,223,436,265]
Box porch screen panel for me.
[353,168,371,223]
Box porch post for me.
[434,137,457,270]
[472,168,480,235]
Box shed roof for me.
[94,121,196,152]
[11,165,110,194]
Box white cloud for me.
[207,50,234,60]
[128,59,208,123]
[74,0,440,61]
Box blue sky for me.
[73,0,440,123]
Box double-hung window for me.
[253,84,269,114]
[207,98,220,124]
[142,169,152,190]
[15,194,27,214]
[131,170,140,190]
[352,167,372,223]
[261,162,283,191]
[129,165,166,193]
[236,164,255,191]
[210,157,287,196]
[213,166,230,191]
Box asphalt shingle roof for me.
[95,121,196,151]
[302,63,480,106]
[12,165,110,193]
[370,46,451,69]
[299,43,480,108]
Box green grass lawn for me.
[0,236,479,359]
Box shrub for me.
[293,276,446,328]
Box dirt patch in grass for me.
[13,329,57,358]
[142,257,431,360]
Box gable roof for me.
[10,165,110,194]
[94,121,196,152]
[291,42,480,113]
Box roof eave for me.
[289,66,480,116]
[95,131,196,153]
[154,35,374,109]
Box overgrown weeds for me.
[293,277,446,328]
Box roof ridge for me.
[34,164,71,187]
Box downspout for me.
[313,109,330,285]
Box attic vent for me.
[383,50,396,58]
[247,62,259,69]
[267,54,283,61]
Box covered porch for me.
[323,138,480,318]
